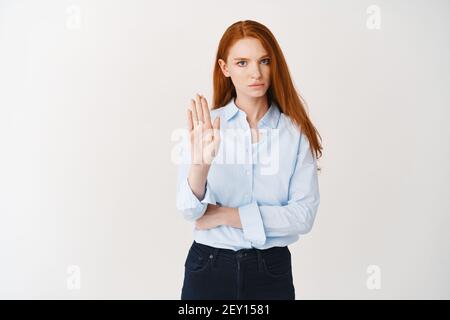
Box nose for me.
[249,62,262,79]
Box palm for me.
[187,94,221,165]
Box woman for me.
[176,20,322,300]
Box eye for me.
[236,59,270,67]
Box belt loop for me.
[256,250,263,272]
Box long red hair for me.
[212,20,323,161]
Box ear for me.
[218,59,230,77]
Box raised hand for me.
[187,93,221,165]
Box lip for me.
[248,83,264,87]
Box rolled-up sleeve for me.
[238,132,320,244]
[175,132,216,221]
[238,201,266,246]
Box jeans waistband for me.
[192,240,288,269]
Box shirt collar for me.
[222,97,281,129]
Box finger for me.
[212,116,221,140]
[195,93,204,124]
[201,96,212,128]
[187,108,193,131]
[190,99,198,125]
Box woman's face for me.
[218,37,271,99]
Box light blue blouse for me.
[175,98,320,251]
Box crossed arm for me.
[195,205,242,230]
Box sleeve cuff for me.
[176,177,216,219]
[238,201,266,246]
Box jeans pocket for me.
[184,244,211,273]
[262,247,292,278]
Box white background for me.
[1,0,449,299]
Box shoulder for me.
[278,112,311,150]
[278,112,302,137]
[209,106,224,119]
[208,105,232,123]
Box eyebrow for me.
[233,55,270,61]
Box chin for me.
[246,88,268,98]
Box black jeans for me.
[181,241,295,300]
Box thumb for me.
[212,116,220,130]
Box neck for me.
[234,94,269,125]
